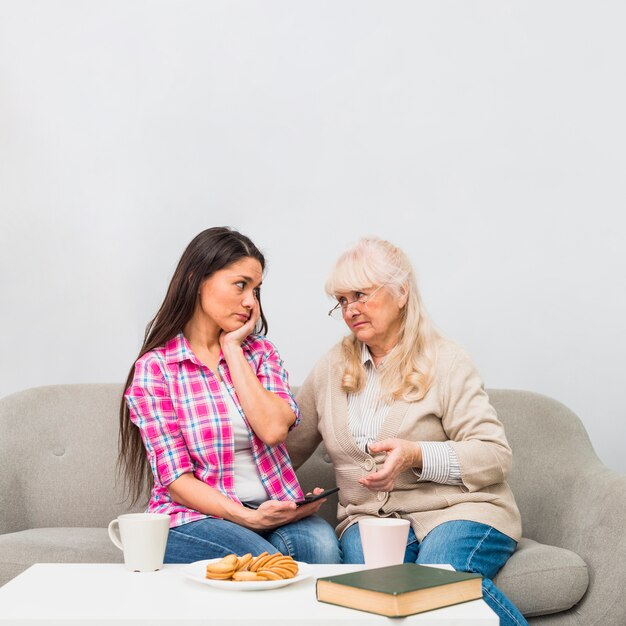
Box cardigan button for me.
[363,458,375,471]
[376,491,387,501]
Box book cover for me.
[316,564,482,617]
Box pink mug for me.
[358,517,410,568]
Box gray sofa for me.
[1,384,625,624]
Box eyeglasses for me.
[328,284,386,319]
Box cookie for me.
[205,552,299,582]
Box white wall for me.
[1,1,624,473]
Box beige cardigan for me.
[286,338,522,542]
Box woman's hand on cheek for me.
[359,439,422,492]
[220,299,260,349]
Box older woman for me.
[287,237,528,626]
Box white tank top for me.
[221,383,268,506]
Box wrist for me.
[223,498,251,525]
[412,442,423,469]
[220,340,244,358]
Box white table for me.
[0,563,498,625]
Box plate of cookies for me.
[181,552,312,591]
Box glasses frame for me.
[327,284,386,319]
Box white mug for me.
[108,513,170,572]
[359,517,410,568]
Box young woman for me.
[119,227,341,564]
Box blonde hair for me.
[325,237,440,402]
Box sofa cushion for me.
[0,528,121,586]
[494,537,588,617]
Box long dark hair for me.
[118,227,268,504]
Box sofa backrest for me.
[0,384,145,533]
[487,388,602,546]
[0,384,601,542]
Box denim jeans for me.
[341,519,528,626]
[164,514,342,564]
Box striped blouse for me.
[347,344,462,485]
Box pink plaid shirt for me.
[125,332,304,528]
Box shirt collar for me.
[163,332,202,365]
[360,342,374,367]
[163,331,256,365]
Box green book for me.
[316,564,483,617]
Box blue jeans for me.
[165,514,342,564]
[341,519,528,626]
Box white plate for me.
[181,558,312,591]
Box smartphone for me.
[294,487,339,507]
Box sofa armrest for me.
[528,462,626,624]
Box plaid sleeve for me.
[125,355,194,487]
[254,338,301,428]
